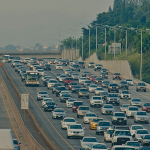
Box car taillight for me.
[17,144,19,147]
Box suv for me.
[71,64,80,72]
[136,83,146,92]
[52,83,62,94]
[56,86,67,97]
[111,112,127,125]
[64,77,74,86]
[108,83,119,93]
[78,88,89,98]
[72,101,83,112]
[94,64,102,71]
[106,93,120,105]
[77,106,90,118]
[37,91,49,101]
[78,61,85,68]
[44,64,51,70]
[90,96,103,107]
[119,81,129,89]
[113,73,121,80]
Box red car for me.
[86,73,93,80]
[113,73,121,80]
[68,82,78,90]
[142,103,150,112]
[64,77,73,86]
[72,101,83,112]
[90,75,97,82]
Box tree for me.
[5,44,17,51]
[33,43,43,51]
[120,0,126,24]
[109,6,112,12]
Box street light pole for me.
[89,27,90,56]
[76,38,77,59]
[126,30,127,60]
[105,28,106,60]
[140,31,142,80]
[82,32,83,60]
[96,26,97,53]
[58,28,60,58]
[114,28,116,60]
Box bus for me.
[25,71,39,86]
[2,55,10,62]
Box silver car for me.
[126,106,138,118]
[130,99,142,107]
[120,104,130,112]
[104,128,114,142]
[90,96,103,107]
[134,111,149,123]
[77,106,90,118]
[71,73,80,80]
[101,104,115,115]
[52,108,66,119]
[141,134,150,146]
[61,117,77,129]
[125,141,140,150]
[37,91,49,101]
[83,112,97,124]
[130,125,144,136]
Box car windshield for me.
[121,81,127,84]
[144,103,150,106]
[54,84,62,87]
[46,102,55,105]
[114,73,120,75]
[86,113,96,117]
[114,113,125,117]
[44,99,53,102]
[144,135,150,139]
[57,74,61,76]
[126,142,140,146]
[137,112,147,115]
[74,102,83,106]
[83,138,97,142]
[79,107,89,110]
[103,81,109,84]
[129,107,138,111]
[104,105,113,108]
[132,126,143,130]
[68,99,76,102]
[108,94,118,97]
[122,91,129,94]
[66,78,73,80]
[80,78,86,80]
[101,73,107,75]
[39,92,47,94]
[132,99,141,102]
[62,94,71,97]
[107,130,114,134]
[73,65,79,67]
[57,65,62,66]
[54,109,64,112]
[122,104,130,107]
[13,140,18,144]
[110,84,118,86]
[90,85,97,87]
[70,125,82,129]
[85,81,92,83]
[93,97,102,100]
[126,79,132,81]
[97,88,104,90]
[89,62,94,64]
[92,118,103,122]
[79,62,84,64]
[64,119,75,122]
[58,87,66,90]
[96,78,102,80]
[137,130,149,134]
[70,82,77,85]
[60,75,67,78]
[91,76,97,78]
[83,71,89,74]
[73,85,80,88]
[72,74,79,76]
[115,131,131,136]
[101,92,108,95]
[115,148,135,150]
[92,144,107,149]
[138,83,145,86]
[49,80,57,83]
[98,122,110,126]
[80,89,88,92]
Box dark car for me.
[60,94,72,103]
[44,64,51,71]
[78,61,85,68]
[61,60,67,66]
[71,64,80,72]
[100,72,108,79]
[119,81,129,89]
[52,83,62,94]
[44,102,56,112]
[68,82,78,90]
[101,92,108,100]
[72,85,81,93]
[56,86,67,97]
[72,101,83,112]
[102,80,110,88]
[108,83,119,93]
[82,71,90,77]
[95,77,103,84]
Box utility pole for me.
[82,32,83,60]
[96,26,97,53]
[89,27,90,56]
[126,30,127,60]
[114,28,116,60]
[76,38,77,59]
[58,28,60,58]
[140,31,142,80]
[105,28,106,60]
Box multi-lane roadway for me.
[2,62,150,150]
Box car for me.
[83,112,97,124]
[84,80,92,88]
[69,64,73,70]
[72,101,83,112]
[106,93,120,105]
[112,130,132,146]
[71,64,80,72]
[64,77,74,86]
[90,75,97,82]
[102,80,110,88]
[68,82,77,90]
[134,111,149,123]
[126,106,138,118]
[133,129,149,142]
[71,73,80,80]
[58,74,67,82]
[55,64,63,69]
[141,134,150,146]
[113,73,121,80]
[52,108,66,119]
[78,88,89,98]
[111,112,127,125]
[91,143,108,150]
[80,136,99,150]
[59,90,70,97]
[108,83,119,93]
[130,99,142,107]
[90,96,103,107]
[68,71,76,77]
[95,87,105,95]
[120,104,130,112]
[60,94,72,103]
[79,77,87,84]
[101,92,108,100]
[96,121,111,135]
[77,106,90,118]
[89,84,98,93]
[104,128,114,142]
[61,117,77,129]
[88,62,95,68]
[125,141,140,150]
[86,73,94,80]
[89,118,103,130]
[66,99,77,107]
[94,64,103,71]
[101,104,115,115]
[64,69,71,75]
[142,103,150,112]
[56,86,67,97]
[119,81,129,90]
[43,76,52,86]
[13,138,21,150]
[82,71,90,77]
[44,64,51,70]
[47,79,58,89]
[44,101,57,112]
[52,83,62,94]
[21,73,26,81]
[95,77,103,84]
[111,146,136,150]
[56,73,61,80]
[120,90,131,99]
[67,124,84,139]
[126,79,134,86]
[136,83,146,92]
[130,125,144,136]
[42,98,54,107]
[61,60,67,66]
[78,61,85,68]
[37,91,49,101]
[100,73,108,79]
[101,68,108,74]
[71,85,81,93]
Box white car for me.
[89,84,98,93]
[120,90,131,99]
[47,79,58,89]
[64,69,71,75]
[130,125,144,136]
[56,64,63,69]
[61,117,77,129]
[91,143,108,150]
[126,106,138,118]
[42,98,54,107]
[80,136,99,150]
[66,99,77,107]
[37,91,49,101]
[52,108,66,119]
[42,75,48,81]
[134,129,149,142]
[126,79,134,86]
[90,96,103,107]
[37,69,44,76]
[83,112,97,124]
[101,104,115,115]
[88,62,95,68]
[120,104,130,112]
[130,99,142,107]
[67,124,84,139]
[95,87,105,95]
[71,73,80,80]
[58,74,67,82]
[60,91,71,97]
[125,141,140,150]
[104,128,114,142]
[134,111,149,123]
[79,77,87,84]
[77,106,90,118]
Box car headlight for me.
[116,87,118,88]
[136,136,142,139]
[97,126,101,130]
[113,137,117,142]
[113,118,117,120]
[69,131,73,133]
[80,131,83,133]
[124,118,127,120]
[117,99,120,100]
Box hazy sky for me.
[0,0,114,47]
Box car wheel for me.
[67,135,70,139]
[77,114,79,118]
[144,89,146,92]
[90,104,93,107]
[52,91,54,94]
[56,94,58,97]
[96,131,99,135]
[87,96,89,98]
[136,89,138,92]
[78,95,80,98]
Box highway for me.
[2,62,150,150]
